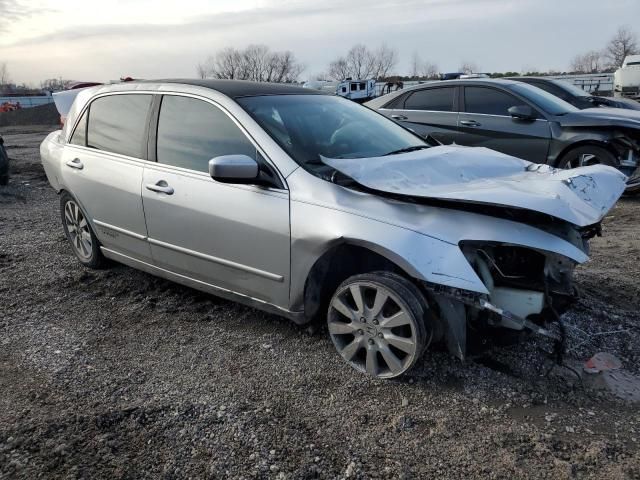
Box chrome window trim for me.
[66,89,289,191]
[458,112,548,121]
[380,108,458,114]
[142,160,289,197]
[65,143,150,167]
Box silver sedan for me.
[41,79,626,378]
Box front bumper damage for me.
[422,242,582,360]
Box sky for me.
[1,0,639,85]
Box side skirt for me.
[101,247,307,324]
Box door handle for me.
[145,180,174,195]
[66,158,84,170]
[460,120,481,127]
[391,114,408,120]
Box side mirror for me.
[208,155,259,183]
[508,105,536,120]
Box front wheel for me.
[60,192,105,269]
[327,272,431,378]
[557,145,617,169]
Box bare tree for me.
[40,78,72,92]
[197,45,304,82]
[606,26,638,68]
[0,62,10,86]
[371,44,397,79]
[328,58,350,81]
[328,44,398,80]
[459,61,480,74]
[196,62,208,79]
[571,50,604,73]
[410,52,438,79]
[410,52,421,78]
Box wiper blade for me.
[383,145,430,156]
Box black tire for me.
[60,192,105,269]
[0,136,9,186]
[327,271,432,378]
[557,145,617,170]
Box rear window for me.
[404,88,455,112]
[69,110,88,146]
[87,94,152,158]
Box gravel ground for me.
[1,126,639,479]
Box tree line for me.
[2,25,638,91]
[196,25,638,82]
[570,26,638,73]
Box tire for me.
[557,145,617,170]
[60,192,105,269]
[0,137,9,186]
[327,271,432,378]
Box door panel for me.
[459,86,551,162]
[457,114,551,161]
[61,146,151,260]
[60,93,153,261]
[141,164,290,306]
[396,111,460,144]
[385,86,461,144]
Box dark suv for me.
[511,77,640,111]
[366,79,640,192]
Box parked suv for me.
[41,80,625,378]
[510,77,640,111]
[366,79,640,192]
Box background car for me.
[366,79,640,192]
[511,76,640,111]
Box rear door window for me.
[87,94,152,158]
[403,88,455,111]
[464,87,519,116]
[69,110,88,146]
[156,95,256,173]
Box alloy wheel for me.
[64,200,93,260]
[567,153,599,168]
[328,281,421,378]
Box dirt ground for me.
[1,125,640,479]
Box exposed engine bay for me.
[422,242,581,360]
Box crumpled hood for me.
[559,107,640,128]
[322,145,627,227]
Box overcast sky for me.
[1,0,639,84]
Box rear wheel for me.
[557,145,617,169]
[327,272,431,378]
[60,192,105,268]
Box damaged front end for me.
[317,145,627,360]
[423,242,581,360]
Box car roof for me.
[509,76,553,83]
[137,79,327,98]
[365,78,521,109]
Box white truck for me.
[614,55,640,99]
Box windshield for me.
[237,95,427,171]
[508,83,578,115]
[551,79,591,97]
